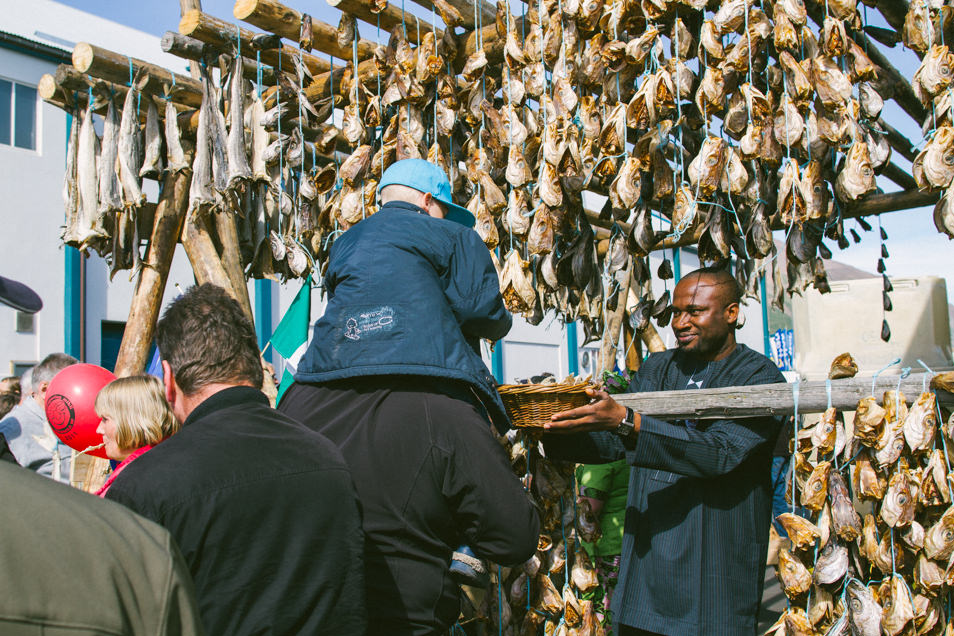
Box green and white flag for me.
[270,276,312,403]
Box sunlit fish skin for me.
[846,580,883,636]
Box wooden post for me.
[182,213,239,299]
[114,171,191,377]
[623,321,641,372]
[233,0,377,61]
[404,0,496,30]
[72,42,203,109]
[599,263,631,374]
[179,9,330,77]
[639,323,666,354]
[212,211,255,327]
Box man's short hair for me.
[32,353,78,387]
[156,284,263,394]
[685,265,742,305]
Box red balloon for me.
[45,364,116,459]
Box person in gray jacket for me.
[0,352,76,482]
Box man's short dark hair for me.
[156,284,263,394]
[32,353,78,387]
[684,265,742,305]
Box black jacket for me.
[280,377,540,635]
[295,201,513,432]
[106,386,366,636]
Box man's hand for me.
[544,387,630,433]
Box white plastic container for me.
[790,276,953,380]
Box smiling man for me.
[544,266,786,635]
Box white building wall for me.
[0,46,67,372]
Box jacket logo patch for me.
[343,306,395,341]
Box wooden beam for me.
[38,71,200,135]
[404,0,496,31]
[72,42,203,109]
[844,188,939,216]
[233,0,377,61]
[873,0,907,34]
[880,162,917,191]
[180,9,330,76]
[161,31,278,84]
[326,0,439,45]
[614,373,953,420]
[879,118,918,163]
[114,170,190,376]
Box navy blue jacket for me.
[295,200,513,431]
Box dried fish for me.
[227,55,252,189]
[139,98,163,179]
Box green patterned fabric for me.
[576,458,629,556]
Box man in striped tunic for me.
[544,267,785,635]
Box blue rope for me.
[790,379,800,513]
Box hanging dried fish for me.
[117,72,146,208]
[139,98,163,179]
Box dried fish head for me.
[687,136,727,197]
[846,579,883,636]
[881,575,915,636]
[903,0,935,55]
[624,26,659,69]
[822,17,848,57]
[777,548,812,599]
[608,156,641,210]
[528,207,555,255]
[829,470,862,541]
[700,20,724,60]
[713,0,747,35]
[814,537,848,585]
[925,506,954,561]
[881,470,916,528]
[828,352,858,379]
[776,512,820,551]
[801,461,831,512]
[500,250,536,315]
[834,141,876,203]
[778,159,806,226]
[695,66,727,119]
[812,56,853,110]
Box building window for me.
[15,311,34,333]
[0,79,37,151]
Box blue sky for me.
[56,0,954,298]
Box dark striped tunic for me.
[546,343,785,635]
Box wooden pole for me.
[614,373,953,420]
[182,214,239,299]
[623,321,641,372]
[233,0,377,61]
[38,72,200,135]
[161,31,278,84]
[638,322,666,354]
[179,9,330,76]
[212,210,255,327]
[599,263,631,374]
[325,0,439,45]
[114,171,191,377]
[403,0,496,30]
[72,42,203,109]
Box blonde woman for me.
[94,375,179,497]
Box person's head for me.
[94,375,179,461]
[19,368,32,403]
[0,376,19,419]
[31,353,78,407]
[156,284,263,421]
[380,183,448,220]
[671,266,742,361]
[376,159,475,227]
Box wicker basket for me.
[497,381,593,428]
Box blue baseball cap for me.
[377,159,475,227]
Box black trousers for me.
[618,627,664,636]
